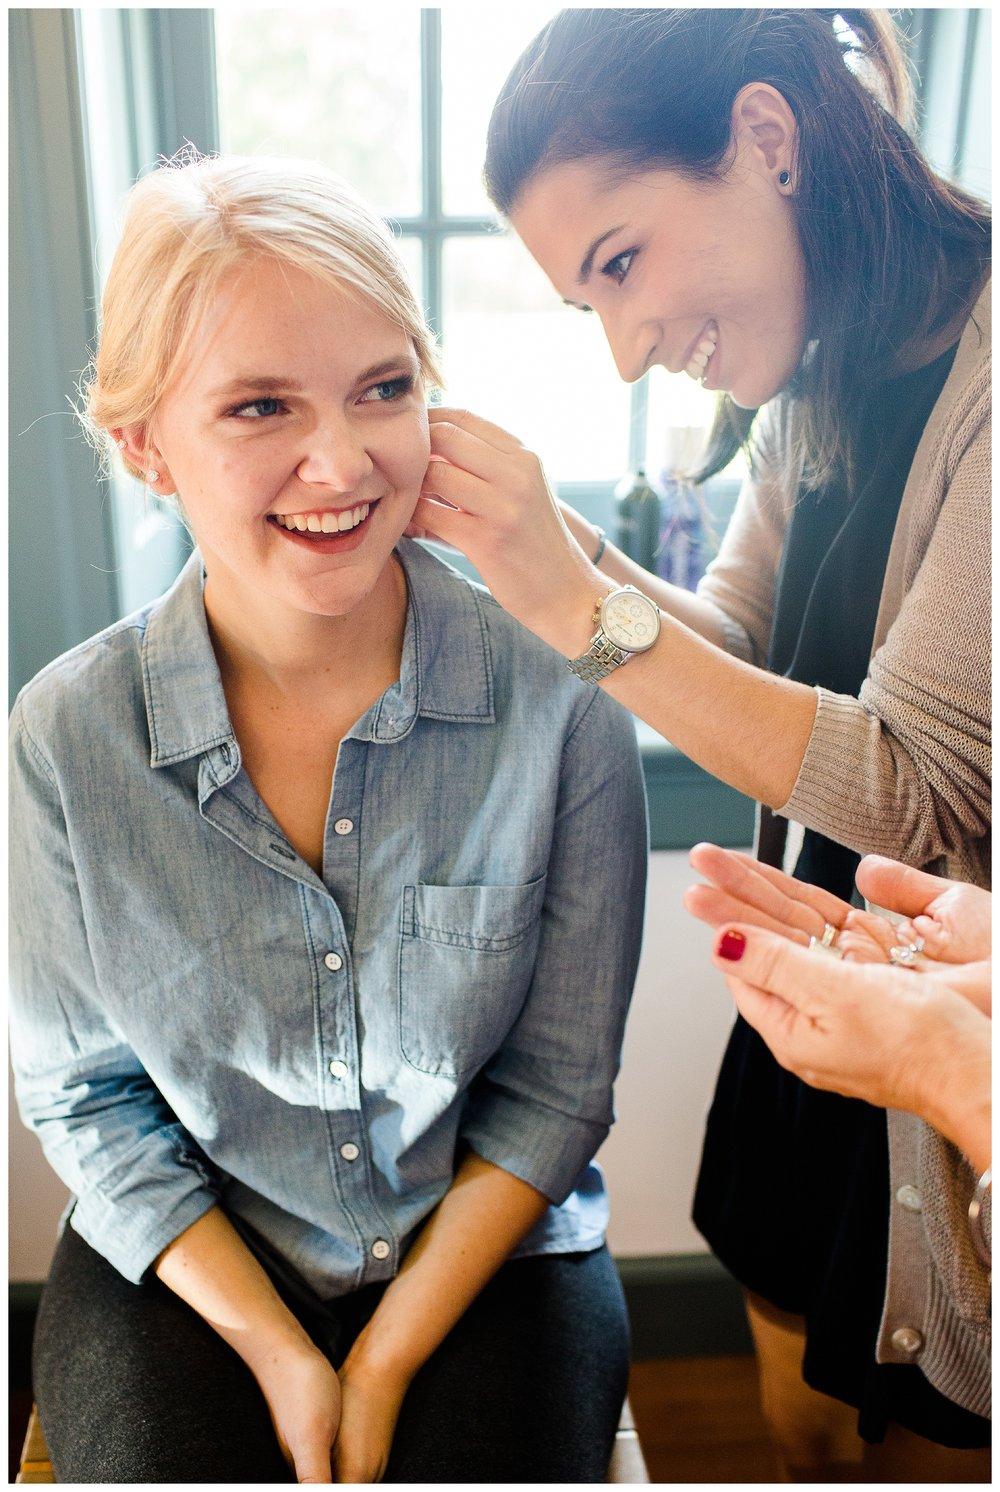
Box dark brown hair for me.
[484,9,990,487]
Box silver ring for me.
[889,938,925,968]
[820,922,839,949]
[808,935,844,960]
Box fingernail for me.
[717,929,746,962]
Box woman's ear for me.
[114,425,177,495]
[732,82,798,191]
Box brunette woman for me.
[412,9,991,1480]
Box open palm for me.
[685,843,890,962]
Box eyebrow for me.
[208,355,419,402]
[209,375,302,400]
[356,354,420,383]
[577,225,625,284]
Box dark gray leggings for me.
[34,1225,630,1483]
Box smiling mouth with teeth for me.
[269,501,374,535]
[685,322,718,383]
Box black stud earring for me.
[778,170,791,187]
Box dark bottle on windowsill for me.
[614,467,661,574]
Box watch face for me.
[602,590,660,651]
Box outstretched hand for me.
[686,843,990,996]
[709,920,991,1120]
[685,843,895,964]
[855,855,992,969]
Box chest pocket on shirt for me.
[398,876,547,1079]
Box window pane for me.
[441,9,543,216]
[215,8,422,216]
[443,234,631,482]
[644,367,748,484]
[394,235,424,313]
[78,8,192,611]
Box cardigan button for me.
[891,1326,924,1356]
[895,1184,922,1212]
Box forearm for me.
[608,623,816,808]
[942,1091,992,1177]
[561,505,729,647]
[538,562,815,808]
[916,1012,991,1175]
[342,1150,549,1386]
[155,1204,316,1371]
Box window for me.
[214,8,730,503]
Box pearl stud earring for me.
[115,437,127,449]
[147,469,160,483]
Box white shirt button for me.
[334,818,354,836]
[891,1326,924,1355]
[328,1059,349,1080]
[340,1142,360,1162]
[371,1239,391,1260]
[896,1184,922,1212]
[324,952,343,972]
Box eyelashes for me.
[600,247,638,286]
[229,396,284,420]
[359,374,416,404]
[226,373,416,421]
[566,246,640,312]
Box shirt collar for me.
[141,538,494,768]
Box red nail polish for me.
[717,929,746,962]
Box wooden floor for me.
[11,1389,34,1483]
[13,1360,781,1484]
[629,1355,784,1483]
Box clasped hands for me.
[250,1338,406,1484]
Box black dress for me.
[693,342,990,1449]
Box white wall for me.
[9,849,739,1281]
[601,849,737,1256]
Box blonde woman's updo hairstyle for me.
[81,150,442,485]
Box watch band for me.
[568,631,631,683]
[568,587,661,681]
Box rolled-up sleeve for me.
[459,689,647,1204]
[9,700,221,1283]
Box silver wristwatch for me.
[567,585,662,683]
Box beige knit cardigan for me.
[697,279,992,1419]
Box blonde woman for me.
[9,155,646,1483]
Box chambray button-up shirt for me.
[10,540,647,1300]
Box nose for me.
[297,414,375,492]
[599,310,651,385]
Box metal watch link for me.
[567,584,662,682]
